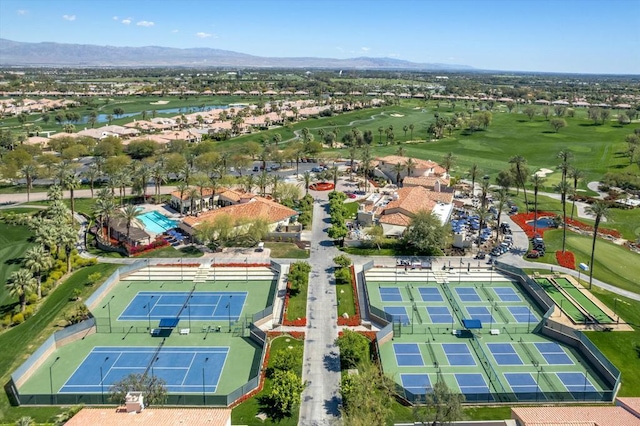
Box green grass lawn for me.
[0,263,118,424]
[336,268,356,318]
[264,242,309,259]
[343,201,359,220]
[585,287,640,397]
[528,229,640,294]
[0,222,34,307]
[133,245,204,258]
[231,335,304,425]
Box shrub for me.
[335,267,351,284]
[23,305,35,319]
[333,254,352,268]
[12,313,25,325]
[27,293,38,305]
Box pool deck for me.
[134,204,182,239]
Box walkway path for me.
[298,196,342,425]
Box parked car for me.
[526,250,540,258]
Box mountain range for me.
[0,38,473,70]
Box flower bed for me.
[337,265,361,326]
[309,182,335,191]
[564,217,622,239]
[556,250,576,269]
[128,238,170,256]
[511,211,557,238]
[156,263,201,267]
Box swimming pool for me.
[526,217,556,229]
[136,211,178,234]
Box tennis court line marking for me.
[181,353,198,387]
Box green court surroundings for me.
[363,265,619,404]
[8,261,281,407]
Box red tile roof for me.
[182,196,297,228]
[511,406,640,426]
[64,407,231,426]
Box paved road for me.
[298,194,342,425]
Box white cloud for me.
[112,16,119,20]
[17,9,28,15]
[62,14,76,21]
[361,47,371,52]
[121,18,132,25]
[171,29,179,33]
[136,20,154,27]
[196,32,212,38]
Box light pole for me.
[202,357,209,405]
[188,294,193,330]
[49,356,60,404]
[227,295,233,332]
[102,295,114,333]
[145,295,154,330]
[152,356,159,379]
[614,298,620,324]
[536,368,541,402]
[100,356,110,404]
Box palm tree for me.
[175,181,189,216]
[47,184,63,202]
[555,180,572,252]
[151,162,166,203]
[557,149,574,187]
[493,188,510,241]
[403,125,408,139]
[405,158,417,177]
[58,224,77,273]
[302,172,313,196]
[118,204,140,243]
[82,164,101,198]
[24,245,52,299]
[509,155,529,211]
[94,196,116,242]
[243,174,256,194]
[20,163,38,202]
[62,172,81,220]
[442,152,456,176]
[329,165,339,188]
[531,174,546,235]
[378,126,384,144]
[392,162,404,186]
[7,269,37,312]
[469,163,479,198]
[257,171,269,197]
[569,167,585,220]
[396,146,406,157]
[270,174,283,200]
[187,187,200,215]
[409,123,414,140]
[585,201,610,289]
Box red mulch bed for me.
[556,250,576,269]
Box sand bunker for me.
[150,100,170,105]
[390,113,404,117]
[535,168,554,177]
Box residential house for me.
[375,155,447,185]
[179,195,298,238]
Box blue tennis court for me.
[487,343,523,365]
[535,342,574,365]
[384,306,410,325]
[505,373,542,394]
[442,343,476,366]
[556,372,597,393]
[60,346,228,394]
[119,291,246,321]
[401,374,431,395]
[455,373,491,399]
[418,287,443,302]
[426,306,453,324]
[455,287,481,302]
[493,287,522,302]
[508,306,538,323]
[380,287,403,302]
[466,307,495,324]
[393,343,424,366]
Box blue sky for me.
[1,0,638,74]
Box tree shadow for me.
[578,123,600,127]
[541,131,556,134]
[324,395,342,417]
[256,395,294,422]
[323,353,341,372]
[0,302,19,316]
[4,257,24,266]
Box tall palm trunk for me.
[588,216,601,289]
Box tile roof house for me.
[511,403,640,426]
[179,195,298,237]
[375,173,455,236]
[64,407,231,426]
[376,155,447,184]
